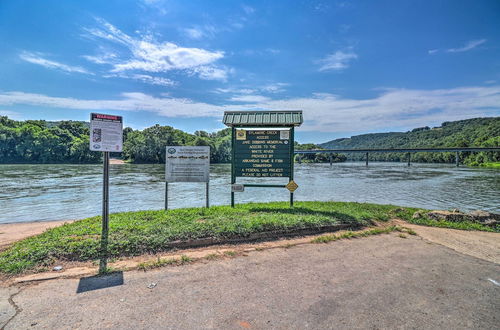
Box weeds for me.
[311,226,402,243]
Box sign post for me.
[165,146,210,210]
[90,113,123,274]
[223,111,303,208]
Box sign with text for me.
[234,129,291,178]
[90,113,123,152]
[165,146,210,182]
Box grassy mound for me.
[0,201,417,274]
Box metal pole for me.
[206,182,209,208]
[365,152,369,166]
[456,151,459,167]
[99,151,110,274]
[407,152,411,167]
[290,127,295,207]
[165,182,168,211]
[231,127,235,207]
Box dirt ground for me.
[0,220,75,251]
[1,234,499,329]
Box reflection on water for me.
[0,163,498,223]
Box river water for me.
[0,163,498,224]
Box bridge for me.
[294,147,500,166]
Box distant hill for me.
[319,117,500,165]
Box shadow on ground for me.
[76,271,124,293]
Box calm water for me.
[0,163,498,224]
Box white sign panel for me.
[90,113,123,152]
[166,146,210,182]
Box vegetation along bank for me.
[1,116,498,165]
[0,201,497,275]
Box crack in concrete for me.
[2,287,23,330]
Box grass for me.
[406,217,498,232]
[311,226,404,243]
[0,201,495,275]
[479,162,500,169]
[138,255,192,271]
[1,201,410,274]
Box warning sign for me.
[286,180,298,192]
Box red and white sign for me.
[90,113,123,152]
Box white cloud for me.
[189,66,230,81]
[104,73,176,86]
[20,51,92,75]
[428,49,438,55]
[446,39,486,53]
[1,85,499,133]
[183,25,218,40]
[184,28,204,40]
[230,95,270,103]
[0,110,22,120]
[317,51,358,71]
[262,83,289,93]
[242,5,255,14]
[83,18,227,80]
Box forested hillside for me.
[1,116,498,165]
[320,117,500,165]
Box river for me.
[0,163,498,224]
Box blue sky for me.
[0,0,499,143]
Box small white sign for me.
[280,130,290,140]
[90,113,123,152]
[166,146,210,183]
[231,184,245,192]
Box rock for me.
[427,210,469,222]
[53,266,63,271]
[468,210,500,227]
[412,211,423,219]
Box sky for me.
[0,0,499,143]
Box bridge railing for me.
[294,147,500,166]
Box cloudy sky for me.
[0,0,499,143]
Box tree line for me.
[320,117,500,166]
[1,116,334,164]
[2,115,497,165]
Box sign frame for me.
[164,146,210,210]
[230,126,296,207]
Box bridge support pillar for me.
[365,152,369,166]
[407,152,411,167]
[329,155,332,166]
[298,155,301,164]
[456,151,459,167]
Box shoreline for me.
[0,220,75,251]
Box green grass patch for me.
[138,255,192,271]
[479,162,500,169]
[405,217,498,232]
[0,201,423,274]
[311,225,402,243]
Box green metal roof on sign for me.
[223,110,303,127]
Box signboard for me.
[234,129,291,178]
[231,184,245,192]
[165,146,210,183]
[90,113,123,152]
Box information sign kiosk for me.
[223,110,303,207]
